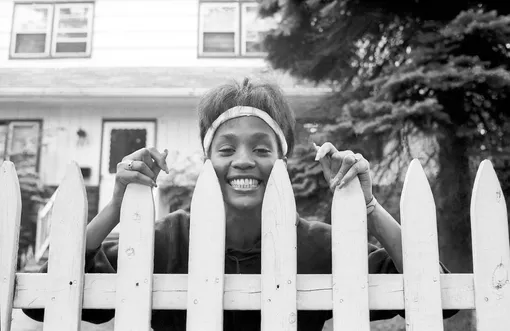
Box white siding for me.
[0,98,201,186]
[0,0,267,68]
[0,1,14,55]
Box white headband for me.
[203,106,288,156]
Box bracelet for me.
[366,196,378,215]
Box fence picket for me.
[43,162,87,331]
[0,162,22,331]
[114,183,155,331]
[470,160,510,331]
[400,159,443,331]
[186,160,226,331]
[261,160,298,331]
[331,176,370,331]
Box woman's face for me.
[209,116,280,211]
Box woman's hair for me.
[197,77,296,157]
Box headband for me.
[203,106,288,156]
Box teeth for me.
[229,178,260,190]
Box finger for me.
[315,142,338,182]
[338,156,369,189]
[314,142,338,161]
[117,169,157,187]
[122,147,169,174]
[118,160,156,180]
[330,153,357,190]
[147,147,170,174]
[140,150,156,174]
[318,156,332,182]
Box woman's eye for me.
[219,147,235,154]
[255,148,271,154]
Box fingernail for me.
[338,180,345,188]
[152,181,157,187]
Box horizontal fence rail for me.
[1,157,509,331]
[13,273,475,310]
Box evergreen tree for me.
[262,2,510,275]
[338,10,510,273]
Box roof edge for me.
[0,87,331,98]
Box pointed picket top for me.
[400,159,443,331]
[330,176,370,331]
[261,159,297,331]
[43,161,88,331]
[470,160,510,331]
[187,160,226,331]
[0,161,22,331]
[114,182,155,331]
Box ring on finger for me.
[127,160,134,170]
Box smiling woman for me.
[211,117,278,221]
[22,77,458,331]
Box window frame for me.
[9,3,54,58]
[51,2,95,58]
[198,1,240,57]
[240,2,271,57]
[198,0,273,58]
[10,1,95,59]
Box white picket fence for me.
[1,158,509,331]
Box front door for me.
[99,121,156,215]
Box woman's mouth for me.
[228,178,261,191]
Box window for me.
[108,129,147,174]
[0,121,41,173]
[199,1,277,57]
[10,2,94,59]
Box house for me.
[0,0,329,236]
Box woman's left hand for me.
[314,142,373,204]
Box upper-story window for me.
[10,2,94,59]
[198,1,277,57]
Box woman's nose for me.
[232,150,255,169]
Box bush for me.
[16,168,45,270]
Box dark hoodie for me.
[23,209,457,331]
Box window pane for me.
[8,122,40,172]
[56,42,87,53]
[243,5,276,53]
[202,6,236,32]
[246,31,266,53]
[58,7,90,29]
[13,6,49,31]
[15,34,46,53]
[0,125,7,161]
[203,32,235,53]
[108,129,147,174]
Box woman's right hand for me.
[111,147,170,206]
